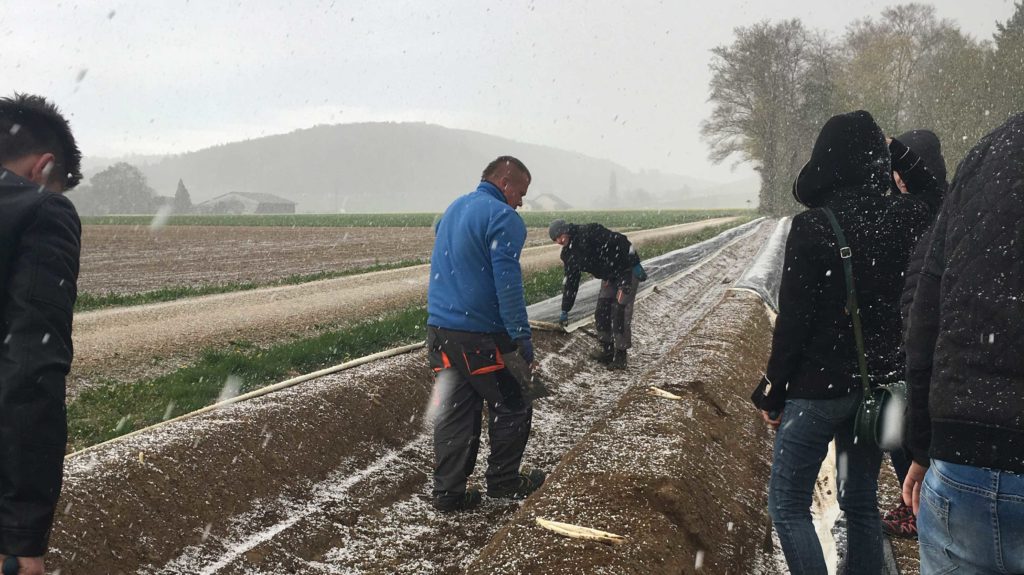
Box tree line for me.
[69,163,194,216]
[702,2,1024,215]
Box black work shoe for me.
[607,349,628,370]
[588,343,614,364]
[432,488,482,512]
[487,469,546,500]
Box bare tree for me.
[990,1,1024,123]
[702,19,839,215]
[910,26,993,164]
[839,4,948,133]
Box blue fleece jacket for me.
[427,181,531,340]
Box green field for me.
[81,209,750,229]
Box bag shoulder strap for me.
[820,207,872,397]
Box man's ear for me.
[28,153,58,189]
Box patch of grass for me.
[66,217,755,451]
[67,306,428,451]
[524,266,569,305]
[75,259,427,312]
[81,209,752,229]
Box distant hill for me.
[670,178,759,210]
[85,123,755,212]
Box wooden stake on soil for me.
[529,320,566,332]
[535,517,627,545]
[648,386,683,400]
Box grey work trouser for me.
[595,272,639,350]
[431,367,532,504]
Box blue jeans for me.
[919,459,1024,574]
[768,393,883,575]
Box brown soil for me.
[79,225,553,295]
[48,219,767,574]
[68,217,739,394]
[470,291,777,574]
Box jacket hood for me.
[793,110,891,208]
[895,129,948,189]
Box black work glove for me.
[516,337,534,364]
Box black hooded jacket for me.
[896,130,949,332]
[905,112,1024,473]
[754,111,943,411]
[0,168,80,556]
[560,223,640,312]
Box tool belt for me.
[426,326,536,408]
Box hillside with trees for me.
[80,123,755,214]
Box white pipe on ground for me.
[66,341,426,459]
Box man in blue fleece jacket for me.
[426,156,544,512]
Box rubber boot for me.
[588,342,614,364]
[607,349,628,370]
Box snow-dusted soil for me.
[49,219,770,575]
[470,291,777,574]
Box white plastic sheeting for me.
[732,217,791,314]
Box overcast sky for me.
[2,0,1017,183]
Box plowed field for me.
[78,226,553,295]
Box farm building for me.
[197,192,296,214]
[523,192,571,211]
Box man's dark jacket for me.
[0,169,80,556]
[905,112,1024,473]
[559,223,640,312]
[754,111,942,411]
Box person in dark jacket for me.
[426,156,544,512]
[751,110,942,574]
[879,129,949,539]
[549,220,645,369]
[0,94,83,575]
[902,112,1024,574]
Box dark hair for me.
[481,155,531,182]
[0,93,82,189]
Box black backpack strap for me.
[821,207,872,398]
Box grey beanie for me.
[548,219,571,241]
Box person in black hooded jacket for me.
[548,220,644,369]
[895,130,949,330]
[901,112,1024,574]
[0,94,82,575]
[878,129,949,539]
[751,110,942,575]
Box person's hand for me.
[617,289,627,305]
[516,337,534,365]
[902,461,928,515]
[761,409,782,430]
[0,555,44,575]
[558,311,569,327]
